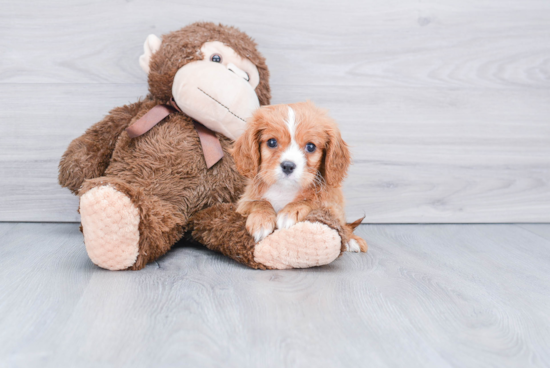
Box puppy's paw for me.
[345,239,361,253]
[349,234,368,252]
[246,211,277,243]
[277,202,312,229]
[276,213,295,230]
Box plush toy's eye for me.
[267,138,278,148]
[305,142,316,153]
[211,54,222,63]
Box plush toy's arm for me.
[58,100,151,194]
[190,204,271,269]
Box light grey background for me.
[1,0,549,223]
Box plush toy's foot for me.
[79,177,187,271]
[80,185,140,270]
[254,221,341,269]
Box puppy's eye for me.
[305,142,316,153]
[267,138,278,148]
[211,54,222,63]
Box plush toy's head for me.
[139,22,271,140]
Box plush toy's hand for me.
[276,201,312,229]
[246,210,277,242]
[58,139,105,193]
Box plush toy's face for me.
[171,41,260,140]
[139,24,270,141]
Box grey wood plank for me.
[1,0,549,88]
[1,223,550,367]
[516,224,550,242]
[1,83,549,222]
[0,84,149,222]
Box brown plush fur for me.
[190,204,271,269]
[59,22,348,270]
[74,100,246,270]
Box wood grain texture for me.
[1,0,549,87]
[0,0,549,222]
[1,222,549,367]
[1,84,548,222]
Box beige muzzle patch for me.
[172,60,260,141]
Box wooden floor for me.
[1,223,549,367]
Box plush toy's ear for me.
[139,34,162,74]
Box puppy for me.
[232,101,367,253]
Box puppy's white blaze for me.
[285,106,296,135]
[278,106,306,182]
[263,106,305,214]
[346,239,361,253]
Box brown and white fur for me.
[233,101,367,253]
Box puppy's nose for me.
[281,161,296,175]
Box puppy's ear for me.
[232,114,262,179]
[323,125,351,186]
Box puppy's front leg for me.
[240,200,277,243]
[277,201,314,229]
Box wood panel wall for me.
[0,0,549,222]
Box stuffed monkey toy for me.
[59,22,348,271]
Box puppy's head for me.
[233,101,351,189]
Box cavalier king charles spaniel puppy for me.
[232,101,367,253]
